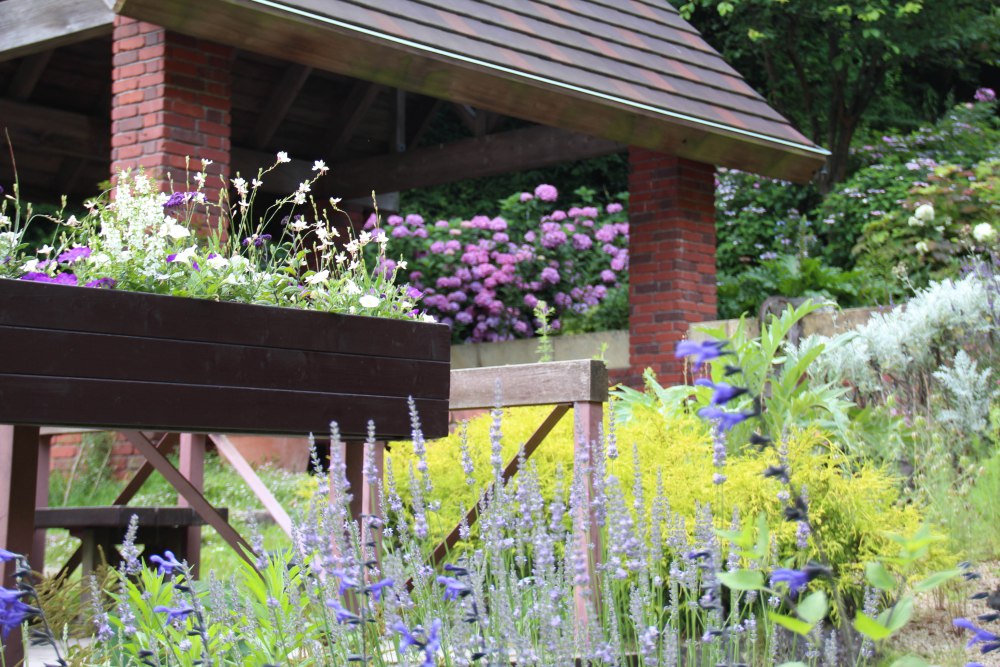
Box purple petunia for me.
[57,246,91,264]
[162,191,200,208]
[85,277,116,289]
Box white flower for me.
[305,270,329,285]
[312,160,328,174]
[915,241,929,254]
[251,178,263,189]
[66,215,79,227]
[0,214,9,227]
[201,158,214,169]
[276,151,290,163]
[22,259,39,272]
[206,254,229,270]
[297,181,311,195]
[193,172,206,187]
[398,260,407,270]
[37,244,53,255]
[293,192,306,205]
[344,280,362,295]
[232,177,248,197]
[289,218,309,233]
[170,245,198,263]
[359,231,372,245]
[91,252,110,267]
[162,222,190,239]
[914,203,934,223]
[359,294,380,308]
[420,313,437,323]
[907,216,923,228]
[973,223,996,243]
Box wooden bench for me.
[36,506,228,577]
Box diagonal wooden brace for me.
[209,434,293,537]
[429,404,570,566]
[122,431,255,567]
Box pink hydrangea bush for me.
[368,186,628,343]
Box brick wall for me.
[48,433,144,479]
[111,17,233,218]
[625,147,716,387]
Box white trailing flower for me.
[914,240,929,254]
[162,222,190,240]
[359,294,380,308]
[973,222,995,243]
[344,280,362,295]
[206,254,229,270]
[305,270,329,285]
[276,151,290,163]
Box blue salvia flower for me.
[675,339,730,369]
[0,587,32,638]
[365,578,394,602]
[149,550,183,576]
[326,600,360,625]
[697,405,754,431]
[694,378,749,405]
[392,619,442,667]
[153,604,195,623]
[953,618,1000,654]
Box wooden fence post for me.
[179,433,206,578]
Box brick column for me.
[626,147,716,387]
[111,17,232,212]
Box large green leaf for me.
[912,569,961,593]
[795,591,828,625]
[864,561,896,591]
[889,656,929,667]
[718,569,765,591]
[853,612,893,641]
[769,612,813,636]
[877,595,914,634]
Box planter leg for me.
[33,432,51,572]
[0,424,40,667]
[344,440,384,565]
[179,434,205,578]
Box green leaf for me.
[718,569,765,591]
[878,595,914,634]
[889,657,929,667]
[795,591,828,625]
[769,612,813,636]
[776,663,808,667]
[912,569,961,593]
[865,562,896,591]
[853,612,893,641]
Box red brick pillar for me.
[111,17,233,213]
[626,147,716,387]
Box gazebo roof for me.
[2,0,826,183]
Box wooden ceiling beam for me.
[0,0,114,63]
[7,51,53,101]
[233,124,623,198]
[249,63,312,149]
[324,80,384,158]
[0,98,109,160]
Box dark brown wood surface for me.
[0,280,451,438]
[35,506,227,529]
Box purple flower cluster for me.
[373,188,628,342]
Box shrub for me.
[373,185,629,342]
[388,402,942,605]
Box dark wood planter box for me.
[0,280,451,439]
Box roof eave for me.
[0,0,115,63]
[113,0,827,182]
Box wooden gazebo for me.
[0,0,827,387]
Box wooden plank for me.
[35,506,226,529]
[7,50,53,100]
[572,401,603,625]
[430,404,569,566]
[0,374,450,439]
[449,360,608,410]
[0,98,109,159]
[235,125,623,198]
[122,431,254,567]
[0,279,451,362]
[0,0,114,62]
[210,434,292,537]
[0,325,450,399]
[250,63,312,149]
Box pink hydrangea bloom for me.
[534,184,558,202]
[519,192,534,202]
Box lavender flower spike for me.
[675,339,729,369]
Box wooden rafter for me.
[7,51,52,100]
[0,98,108,159]
[250,63,312,149]
[406,96,441,148]
[324,80,384,157]
[0,0,113,62]
[233,125,622,197]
